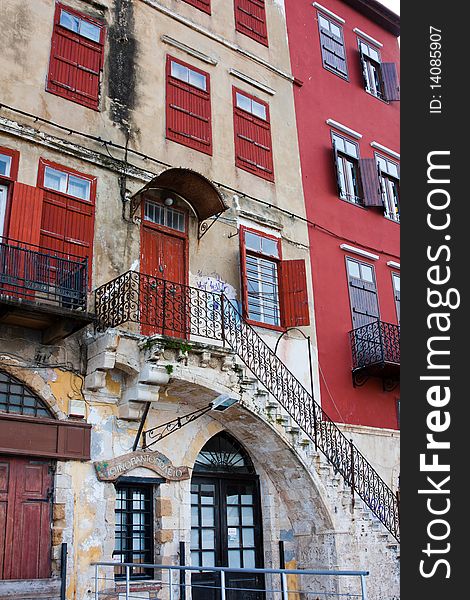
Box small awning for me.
[131,168,228,221]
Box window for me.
[166,56,212,155]
[358,40,384,99]
[38,160,96,285]
[0,147,20,237]
[144,199,186,233]
[233,89,274,181]
[358,39,400,101]
[234,0,268,47]
[44,165,91,201]
[392,272,400,322]
[47,3,105,110]
[346,257,379,329]
[114,484,153,580]
[332,133,362,204]
[239,227,310,329]
[317,13,348,79]
[181,0,211,14]
[0,372,53,418]
[377,155,400,221]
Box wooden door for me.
[140,213,187,337]
[346,257,380,329]
[0,456,53,580]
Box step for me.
[0,578,61,599]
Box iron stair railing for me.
[95,271,400,541]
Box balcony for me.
[349,320,400,390]
[0,238,93,343]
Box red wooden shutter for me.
[234,91,274,181]
[166,57,212,155]
[382,63,400,101]
[182,0,211,14]
[359,158,383,207]
[279,259,310,327]
[7,183,44,246]
[47,5,104,110]
[235,0,268,46]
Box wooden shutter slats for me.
[235,0,268,46]
[382,62,400,101]
[47,6,104,110]
[359,158,383,207]
[279,259,310,328]
[181,0,211,14]
[166,60,212,155]
[320,29,347,75]
[7,183,44,246]
[234,102,274,181]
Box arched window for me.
[193,431,255,474]
[0,371,54,418]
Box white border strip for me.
[312,2,345,24]
[340,244,379,261]
[326,119,362,139]
[387,261,400,270]
[229,69,276,96]
[161,35,218,65]
[371,142,400,159]
[353,28,383,47]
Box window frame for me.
[233,87,274,182]
[46,2,106,111]
[234,0,269,47]
[392,271,400,324]
[317,11,349,80]
[331,132,363,206]
[240,225,284,331]
[0,146,20,239]
[166,55,213,156]
[376,153,400,222]
[358,38,386,100]
[345,255,381,330]
[113,482,154,580]
[142,198,188,239]
[38,159,96,204]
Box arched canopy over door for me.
[191,432,264,599]
[130,168,228,223]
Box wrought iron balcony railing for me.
[349,320,400,387]
[95,271,400,541]
[0,237,88,311]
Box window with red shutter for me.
[38,159,96,287]
[46,3,105,110]
[239,227,310,330]
[166,56,212,155]
[181,0,211,14]
[0,146,20,238]
[233,88,274,182]
[234,0,268,46]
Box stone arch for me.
[179,401,338,572]
[0,364,67,419]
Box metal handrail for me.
[94,272,400,541]
[0,238,88,310]
[93,561,369,600]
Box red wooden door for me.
[0,456,53,580]
[140,223,187,337]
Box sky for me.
[378,0,400,15]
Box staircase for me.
[94,272,400,542]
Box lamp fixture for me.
[164,197,174,206]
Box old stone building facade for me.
[0,1,399,599]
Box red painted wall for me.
[285,0,400,429]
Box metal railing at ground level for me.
[93,561,369,600]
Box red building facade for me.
[285,0,400,429]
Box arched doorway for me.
[0,372,54,580]
[190,432,264,599]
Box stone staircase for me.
[237,362,400,555]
